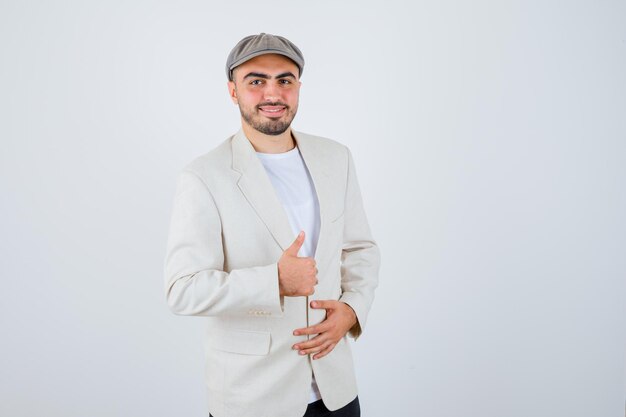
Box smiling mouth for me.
[259,106,287,117]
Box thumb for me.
[284,231,305,256]
[310,300,335,309]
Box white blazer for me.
[164,128,380,417]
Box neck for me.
[241,119,296,153]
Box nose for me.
[263,82,281,103]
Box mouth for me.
[258,105,287,118]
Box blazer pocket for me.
[212,329,271,356]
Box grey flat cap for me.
[226,33,304,81]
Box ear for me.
[227,81,238,105]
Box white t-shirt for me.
[256,145,322,404]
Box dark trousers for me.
[208,395,360,417]
[303,395,360,417]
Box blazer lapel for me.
[231,128,295,251]
[291,130,335,265]
[231,128,334,263]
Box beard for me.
[239,101,298,136]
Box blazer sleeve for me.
[337,147,381,341]
[163,169,284,317]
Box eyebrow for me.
[242,71,297,80]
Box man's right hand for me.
[278,231,318,297]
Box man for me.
[164,33,380,417]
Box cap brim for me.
[229,49,302,79]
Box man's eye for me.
[280,79,291,84]
[250,79,263,85]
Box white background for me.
[1,1,624,416]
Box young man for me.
[164,33,380,417]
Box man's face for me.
[228,54,301,136]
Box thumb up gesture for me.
[278,231,318,297]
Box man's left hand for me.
[292,300,357,360]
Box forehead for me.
[234,54,299,79]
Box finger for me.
[293,321,331,336]
[284,231,305,257]
[313,342,337,360]
[299,340,333,356]
[310,300,338,309]
[293,334,326,351]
